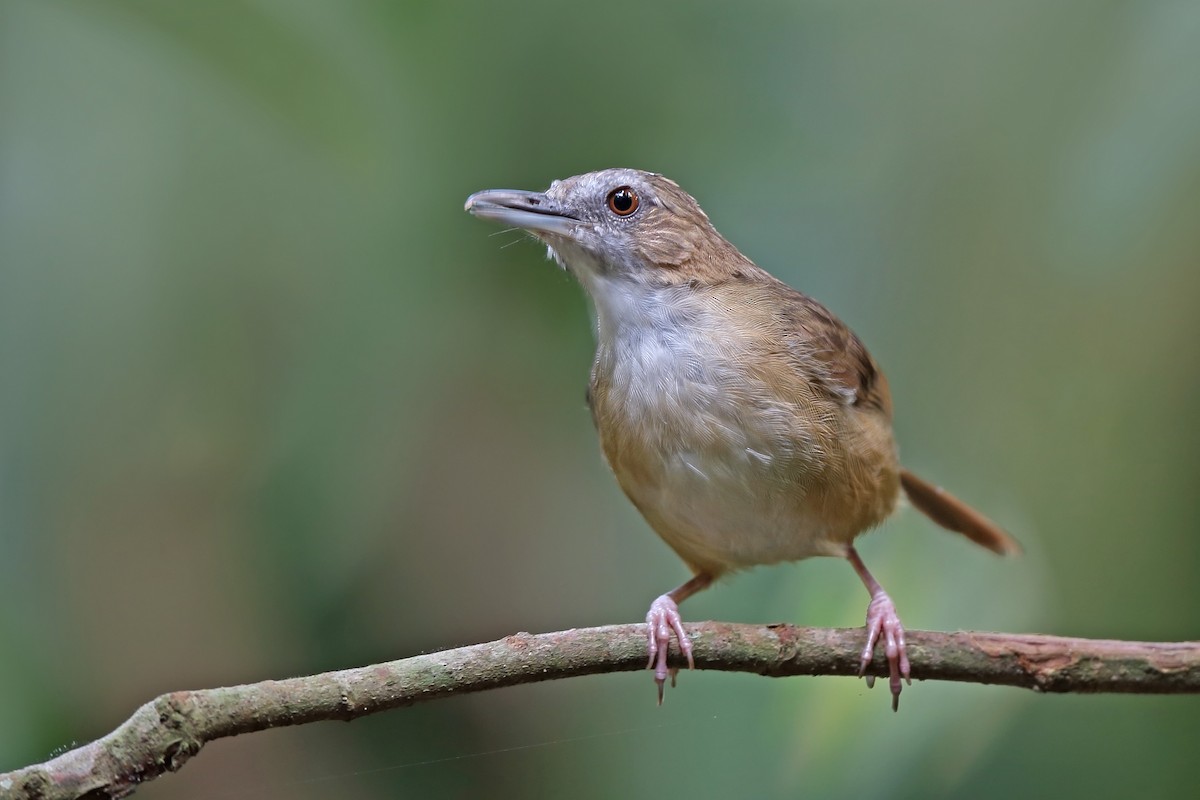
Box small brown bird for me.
[466,169,1018,710]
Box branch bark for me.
[3,623,1197,799]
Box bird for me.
[465,168,1019,710]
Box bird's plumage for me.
[585,277,902,576]
[466,168,1018,707]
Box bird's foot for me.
[858,590,911,711]
[646,593,694,704]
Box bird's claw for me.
[858,590,911,711]
[646,594,693,704]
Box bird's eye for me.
[606,186,639,217]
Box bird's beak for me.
[464,189,580,237]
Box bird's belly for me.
[596,368,856,573]
[589,302,896,575]
[619,433,850,573]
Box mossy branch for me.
[3,623,1197,799]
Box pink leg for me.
[646,573,713,704]
[847,547,911,711]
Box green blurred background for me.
[2,1,1198,797]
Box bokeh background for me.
[2,1,1198,797]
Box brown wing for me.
[764,282,1018,556]
[775,286,892,417]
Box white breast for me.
[582,275,844,570]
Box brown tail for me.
[899,468,1021,556]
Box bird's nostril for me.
[528,197,540,206]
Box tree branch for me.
[3,623,1197,799]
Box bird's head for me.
[466,168,754,289]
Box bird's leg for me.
[646,572,713,703]
[847,546,911,711]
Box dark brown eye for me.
[606,186,639,217]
